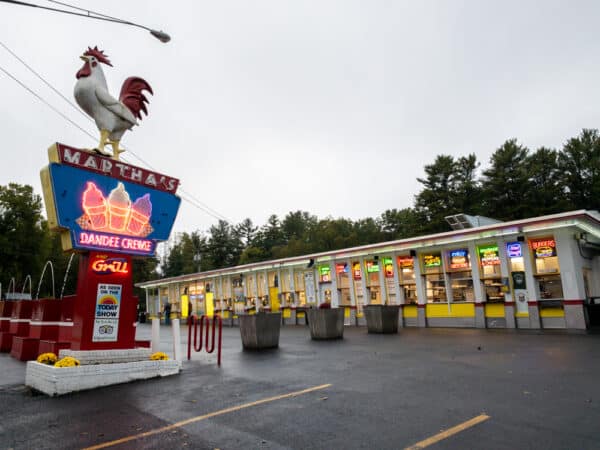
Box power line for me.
[0,63,97,141]
[0,40,91,123]
[0,45,232,224]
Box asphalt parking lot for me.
[1,324,599,450]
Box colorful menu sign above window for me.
[318,265,331,282]
[478,245,500,266]
[336,263,348,274]
[423,254,441,268]
[506,242,522,258]
[352,262,361,280]
[530,238,557,259]
[366,260,380,273]
[397,256,414,268]
[382,257,394,278]
[449,249,470,269]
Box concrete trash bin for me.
[239,312,281,350]
[307,308,344,340]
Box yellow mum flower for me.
[150,352,169,361]
[55,356,81,368]
[36,353,58,365]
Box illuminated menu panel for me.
[352,262,362,280]
[366,260,379,273]
[506,242,522,258]
[478,245,500,266]
[319,265,331,283]
[530,238,557,258]
[397,256,414,268]
[423,254,441,268]
[336,263,348,274]
[449,249,470,269]
[382,257,394,278]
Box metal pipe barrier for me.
[187,314,222,366]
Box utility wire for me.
[0,44,229,223]
[0,63,97,141]
[0,40,91,123]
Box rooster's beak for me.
[80,55,88,61]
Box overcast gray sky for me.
[1,1,599,234]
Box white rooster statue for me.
[74,46,153,160]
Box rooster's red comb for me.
[83,46,112,66]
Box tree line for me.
[1,128,598,290]
[162,128,600,276]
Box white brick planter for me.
[25,359,180,396]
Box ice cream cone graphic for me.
[82,182,107,230]
[127,193,152,235]
[107,182,131,232]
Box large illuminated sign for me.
[41,145,180,256]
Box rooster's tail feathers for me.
[119,77,153,120]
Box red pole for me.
[187,314,196,360]
[217,315,222,367]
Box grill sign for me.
[91,257,129,275]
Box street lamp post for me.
[0,0,171,43]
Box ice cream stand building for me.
[138,210,600,331]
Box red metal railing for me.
[187,314,222,366]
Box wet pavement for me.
[1,324,600,449]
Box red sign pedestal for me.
[70,252,137,350]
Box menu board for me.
[478,245,500,266]
[530,239,557,258]
[318,265,331,283]
[352,262,362,280]
[366,260,379,273]
[449,249,469,269]
[506,242,523,258]
[382,257,394,278]
[423,254,441,268]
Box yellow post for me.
[206,292,214,317]
[269,287,280,312]
[181,294,189,318]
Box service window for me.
[530,238,563,300]
[478,244,504,302]
[397,255,417,304]
[447,249,473,302]
[422,252,446,303]
[506,241,525,272]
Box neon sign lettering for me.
[91,257,129,275]
[78,232,153,255]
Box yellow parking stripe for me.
[83,384,332,450]
[405,414,490,450]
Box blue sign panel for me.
[506,242,523,258]
[47,163,180,256]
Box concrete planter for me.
[364,305,400,334]
[25,359,180,396]
[307,308,344,340]
[239,312,281,350]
